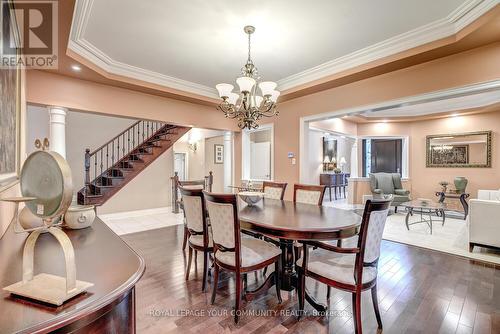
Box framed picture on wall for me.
[214,144,224,164]
[0,1,22,191]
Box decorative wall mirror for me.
[426,131,492,168]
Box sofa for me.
[469,189,500,252]
[369,173,410,212]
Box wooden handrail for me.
[89,120,142,156]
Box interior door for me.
[371,139,402,174]
[250,142,271,180]
[174,153,186,181]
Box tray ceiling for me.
[69,0,497,98]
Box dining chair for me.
[179,180,206,250]
[293,184,326,205]
[262,181,287,200]
[293,184,326,260]
[180,187,213,292]
[203,191,282,323]
[296,197,392,334]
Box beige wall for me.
[24,44,500,203]
[205,136,225,192]
[100,149,174,214]
[26,71,238,132]
[357,111,500,200]
[234,43,500,200]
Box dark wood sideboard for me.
[320,173,350,201]
[0,218,145,334]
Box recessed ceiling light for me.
[71,64,82,72]
[450,113,459,117]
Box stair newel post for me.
[207,171,213,192]
[171,172,179,213]
[84,149,91,196]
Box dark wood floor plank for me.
[120,225,500,333]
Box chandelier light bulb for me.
[236,77,256,93]
[227,92,239,105]
[270,90,280,102]
[254,96,263,107]
[259,81,277,96]
[215,83,234,98]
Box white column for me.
[48,106,67,158]
[350,139,359,177]
[223,131,233,192]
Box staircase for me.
[77,120,190,206]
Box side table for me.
[435,191,470,220]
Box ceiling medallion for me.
[215,25,280,130]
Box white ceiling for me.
[70,0,495,97]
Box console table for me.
[320,173,349,200]
[0,218,145,333]
[435,191,470,220]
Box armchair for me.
[369,173,410,212]
[469,189,500,252]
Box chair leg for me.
[326,286,331,303]
[243,273,248,291]
[185,246,193,281]
[329,187,332,201]
[263,266,268,276]
[275,259,282,303]
[297,270,306,319]
[182,225,188,250]
[202,251,209,292]
[211,263,219,304]
[394,206,398,213]
[235,272,242,324]
[352,292,362,334]
[371,284,383,330]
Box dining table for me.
[238,198,361,312]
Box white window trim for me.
[241,123,274,182]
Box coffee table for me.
[400,199,446,234]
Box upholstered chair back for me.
[369,173,395,194]
[357,197,392,266]
[293,184,325,205]
[182,194,204,233]
[203,192,241,255]
[262,181,287,200]
[363,208,390,263]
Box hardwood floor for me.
[122,225,500,333]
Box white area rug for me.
[383,212,500,265]
[99,207,184,235]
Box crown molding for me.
[277,0,499,91]
[69,0,219,99]
[302,79,500,122]
[69,0,498,97]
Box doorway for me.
[174,152,187,181]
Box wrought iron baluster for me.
[106,144,109,175]
[94,155,97,188]
[100,150,103,181]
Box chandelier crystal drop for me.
[215,25,280,130]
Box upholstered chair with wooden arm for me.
[180,187,212,292]
[369,173,409,212]
[296,197,392,334]
[203,192,282,324]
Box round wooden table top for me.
[238,198,362,241]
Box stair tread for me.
[80,123,190,206]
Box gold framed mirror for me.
[426,131,492,168]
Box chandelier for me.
[215,25,280,130]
